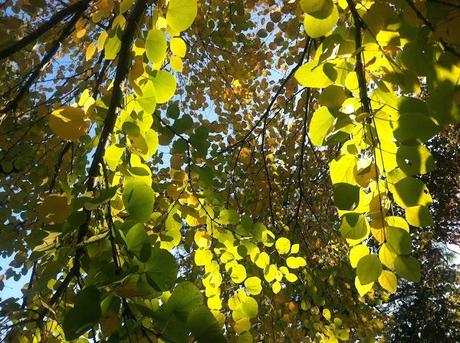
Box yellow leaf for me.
[354,276,373,297]
[254,252,269,269]
[349,244,369,268]
[230,264,247,284]
[286,256,307,269]
[170,55,183,72]
[166,0,198,33]
[170,37,187,57]
[272,281,282,294]
[378,270,397,293]
[104,145,124,171]
[194,248,212,266]
[244,276,262,295]
[275,237,290,254]
[49,106,89,140]
[194,231,212,249]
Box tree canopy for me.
[0,0,459,342]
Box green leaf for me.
[309,106,335,146]
[385,226,412,255]
[143,247,178,291]
[63,286,102,340]
[122,178,155,223]
[125,223,150,260]
[394,113,440,143]
[394,255,421,282]
[166,0,198,33]
[186,306,226,343]
[137,79,157,114]
[356,254,382,285]
[145,29,167,64]
[300,0,325,13]
[295,60,336,88]
[333,183,360,211]
[396,144,435,175]
[218,209,239,225]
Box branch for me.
[0,4,89,115]
[219,37,312,155]
[0,0,91,61]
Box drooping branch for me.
[86,0,149,190]
[0,4,89,115]
[39,0,149,318]
[0,0,91,61]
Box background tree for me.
[384,127,460,342]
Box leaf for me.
[63,286,102,340]
[295,60,336,88]
[333,183,360,211]
[405,205,434,227]
[394,113,440,143]
[49,106,89,140]
[396,144,436,175]
[218,209,239,225]
[125,223,149,259]
[355,276,373,297]
[356,254,382,285]
[170,37,187,57]
[286,256,307,269]
[309,106,335,146]
[166,0,198,33]
[152,70,176,103]
[349,244,370,268]
[105,145,124,171]
[300,0,326,13]
[379,243,397,270]
[275,237,291,254]
[244,276,262,295]
[137,79,157,114]
[378,270,397,293]
[194,248,213,266]
[143,247,178,291]
[385,226,412,255]
[394,255,421,282]
[145,29,167,64]
[122,178,155,223]
[340,214,370,244]
[186,306,226,343]
[38,194,71,225]
[303,2,339,38]
[230,264,247,284]
[392,176,432,208]
[104,26,122,60]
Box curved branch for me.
[0,0,91,61]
